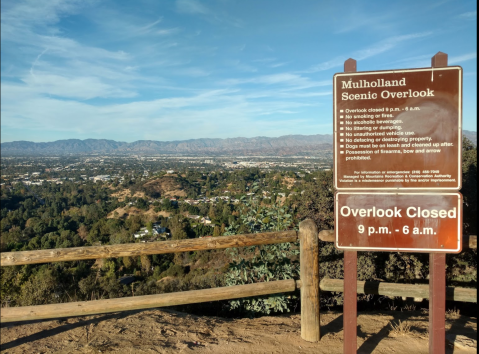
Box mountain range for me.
[1,131,476,156]
[0,134,333,157]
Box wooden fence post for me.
[299,219,320,342]
[343,57,358,354]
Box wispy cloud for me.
[449,52,477,64]
[21,73,137,100]
[173,67,211,77]
[456,11,476,19]
[251,57,288,68]
[175,0,243,27]
[1,83,322,141]
[308,32,433,72]
[1,1,150,103]
[335,12,395,34]
[227,60,258,73]
[271,62,288,68]
[223,73,330,91]
[133,18,179,37]
[385,54,432,69]
[1,0,476,142]
[156,28,181,36]
[136,17,163,34]
[176,0,210,15]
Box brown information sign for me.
[335,192,462,253]
[333,67,462,190]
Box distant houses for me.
[90,175,111,182]
[133,224,170,241]
[186,215,213,225]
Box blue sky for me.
[1,0,476,143]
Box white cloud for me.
[456,11,476,19]
[270,62,288,68]
[156,28,180,36]
[176,0,210,15]
[175,0,243,27]
[1,82,321,141]
[173,67,211,77]
[308,32,433,72]
[335,12,395,34]
[21,73,137,99]
[224,73,330,90]
[1,0,84,28]
[137,17,163,33]
[227,60,258,73]
[449,52,477,64]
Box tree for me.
[146,221,153,235]
[208,204,216,220]
[18,267,58,306]
[140,255,152,274]
[122,256,133,269]
[462,137,477,235]
[136,198,149,210]
[296,170,334,231]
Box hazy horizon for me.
[2,130,477,146]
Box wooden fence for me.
[1,220,477,343]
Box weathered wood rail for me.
[319,279,476,303]
[1,280,298,323]
[0,230,298,266]
[1,224,476,343]
[3,230,475,267]
[1,278,475,323]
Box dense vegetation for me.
[0,139,476,317]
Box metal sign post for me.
[428,51,449,354]
[333,52,462,354]
[342,58,358,354]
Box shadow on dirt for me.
[0,310,143,351]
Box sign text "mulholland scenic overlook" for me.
[341,78,435,101]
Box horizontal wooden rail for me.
[2,230,475,267]
[2,277,475,323]
[0,279,298,323]
[318,231,477,249]
[320,279,477,303]
[1,230,298,267]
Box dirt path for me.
[1,309,476,353]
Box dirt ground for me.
[1,309,476,353]
[107,206,170,220]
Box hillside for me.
[464,130,477,145]
[1,308,476,353]
[2,131,476,156]
[0,134,333,156]
[142,175,195,198]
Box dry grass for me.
[446,307,461,319]
[111,189,146,201]
[400,304,416,312]
[282,177,296,189]
[388,320,412,337]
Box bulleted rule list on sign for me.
[333,66,462,190]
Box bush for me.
[223,193,299,316]
[164,264,185,277]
